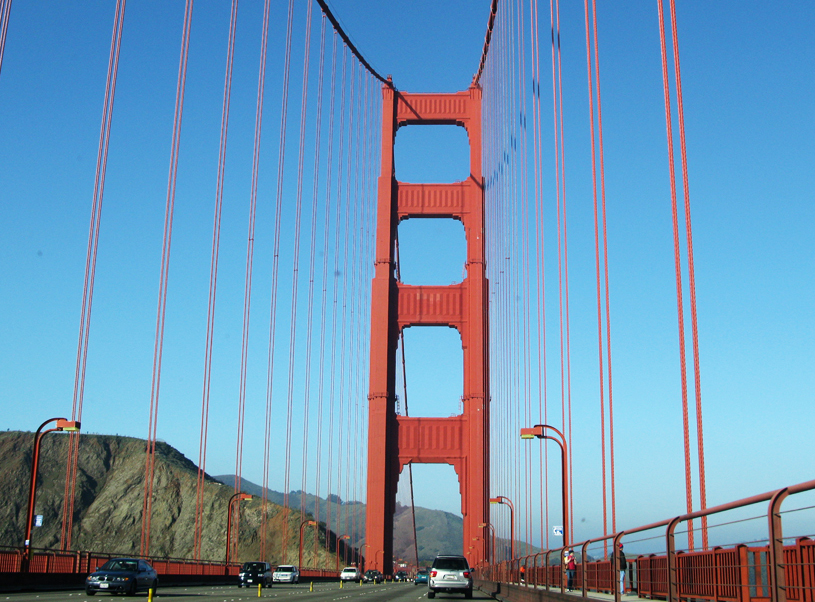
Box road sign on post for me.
[34,515,43,527]
[553,526,563,537]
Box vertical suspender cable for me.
[0,0,12,78]
[529,0,549,551]
[521,0,534,556]
[345,61,362,552]
[349,67,366,560]
[62,0,126,551]
[657,0,695,551]
[329,46,348,554]
[140,0,194,558]
[554,0,576,546]
[550,0,572,549]
[339,60,357,552]
[316,30,338,557]
[519,0,532,555]
[315,26,337,556]
[590,0,617,536]
[361,74,378,548]
[306,13,327,563]
[668,0,707,550]
[334,56,349,554]
[244,0,271,561]
[266,0,295,562]
[284,0,312,536]
[583,0,608,551]
[195,0,238,561]
[395,234,420,569]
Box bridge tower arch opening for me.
[366,82,489,573]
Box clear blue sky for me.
[1,1,813,554]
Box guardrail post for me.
[544,550,551,591]
[769,488,790,602]
[667,517,681,602]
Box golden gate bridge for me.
[0,2,812,602]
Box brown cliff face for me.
[0,432,336,566]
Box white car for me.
[340,566,361,581]
[273,565,300,583]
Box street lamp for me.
[299,520,317,572]
[375,549,383,573]
[24,417,81,556]
[336,534,351,572]
[520,424,569,546]
[478,522,496,564]
[225,492,251,564]
[489,496,515,561]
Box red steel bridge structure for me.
[1,2,812,602]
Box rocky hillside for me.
[0,430,469,566]
[0,431,339,566]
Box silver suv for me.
[428,555,473,599]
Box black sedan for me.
[85,558,158,596]
[363,569,384,584]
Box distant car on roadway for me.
[340,566,361,581]
[428,555,473,599]
[414,568,429,585]
[238,561,272,588]
[273,564,300,583]
[363,569,384,583]
[394,570,408,582]
[85,558,158,596]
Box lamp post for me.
[299,520,317,572]
[375,549,383,573]
[336,534,350,572]
[489,496,515,561]
[24,417,81,557]
[225,492,251,564]
[520,424,569,546]
[479,522,496,564]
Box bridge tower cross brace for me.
[365,82,490,572]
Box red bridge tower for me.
[365,82,490,571]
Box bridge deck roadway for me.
[0,581,497,602]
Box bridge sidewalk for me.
[478,581,638,602]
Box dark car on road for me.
[238,561,273,588]
[85,558,158,596]
[414,568,429,585]
[395,570,408,582]
[363,569,384,583]
[428,555,472,599]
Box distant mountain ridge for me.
[214,474,465,563]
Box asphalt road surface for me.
[1,580,493,602]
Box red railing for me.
[0,545,340,581]
[477,477,815,602]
